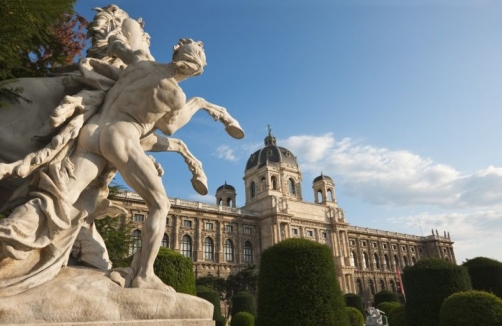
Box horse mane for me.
[86,4,151,66]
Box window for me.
[369,279,375,295]
[292,228,299,235]
[130,229,142,254]
[183,220,192,228]
[402,246,406,251]
[392,244,397,250]
[224,239,234,262]
[161,233,169,248]
[244,241,254,262]
[244,227,252,235]
[203,237,214,260]
[412,256,417,265]
[322,232,328,239]
[181,235,192,259]
[351,251,358,269]
[403,255,408,266]
[394,254,399,267]
[443,247,447,253]
[390,280,396,293]
[410,246,415,252]
[205,222,213,230]
[384,254,390,270]
[349,239,356,246]
[134,214,144,222]
[271,176,277,190]
[379,279,385,291]
[361,241,367,247]
[418,247,423,253]
[226,224,234,233]
[250,181,256,198]
[363,252,369,269]
[382,244,388,249]
[372,242,378,248]
[374,253,380,269]
[356,279,363,295]
[288,178,296,195]
[307,230,314,237]
[165,217,169,226]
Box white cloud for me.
[215,145,238,162]
[281,133,502,209]
[187,193,214,204]
[387,209,502,262]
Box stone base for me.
[3,320,214,326]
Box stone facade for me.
[111,130,455,305]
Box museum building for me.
[111,130,455,303]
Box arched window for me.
[384,254,390,270]
[204,237,214,260]
[394,254,399,267]
[369,279,375,295]
[379,279,385,291]
[227,198,233,206]
[316,190,322,203]
[327,189,334,201]
[261,177,266,191]
[218,198,222,205]
[250,182,256,198]
[403,255,408,267]
[363,252,369,269]
[131,229,142,254]
[412,256,417,265]
[288,178,295,195]
[224,239,234,262]
[356,279,363,295]
[244,241,254,262]
[351,251,358,269]
[374,253,380,269]
[390,280,396,293]
[271,176,277,190]
[181,235,192,259]
[161,233,169,248]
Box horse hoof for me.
[191,176,208,195]
[225,123,245,139]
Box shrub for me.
[374,289,399,307]
[256,238,349,326]
[232,291,256,317]
[440,290,502,326]
[154,247,196,295]
[463,256,502,299]
[197,285,227,326]
[388,305,406,326]
[376,301,401,316]
[402,258,471,326]
[344,293,364,315]
[231,312,255,326]
[346,307,364,326]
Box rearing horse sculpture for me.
[0,4,244,297]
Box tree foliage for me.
[197,285,227,326]
[440,290,502,326]
[344,293,364,315]
[231,291,256,317]
[94,215,135,268]
[230,312,255,326]
[346,307,365,326]
[155,247,196,295]
[403,258,471,326]
[374,289,399,307]
[462,256,502,299]
[256,238,349,326]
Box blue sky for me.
[75,0,502,263]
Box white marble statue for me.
[0,3,244,301]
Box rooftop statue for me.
[0,3,243,309]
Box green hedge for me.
[388,305,406,326]
[232,291,256,317]
[346,307,364,326]
[154,247,196,295]
[440,290,502,326]
[197,285,227,326]
[402,258,471,326]
[376,301,401,316]
[344,293,364,315]
[231,312,255,326]
[374,289,399,307]
[256,238,349,326]
[463,257,502,299]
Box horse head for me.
[172,39,207,76]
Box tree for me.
[0,0,87,105]
[463,256,502,299]
[94,215,135,268]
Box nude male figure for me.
[65,38,208,290]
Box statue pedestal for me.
[0,267,214,325]
[3,320,215,326]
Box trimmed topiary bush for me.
[232,291,256,317]
[344,293,364,315]
[402,258,471,326]
[197,285,227,326]
[256,238,349,326]
[376,301,401,316]
[231,312,255,326]
[154,247,196,295]
[388,305,406,326]
[440,290,502,326]
[374,289,399,307]
[463,256,502,299]
[346,307,364,326]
